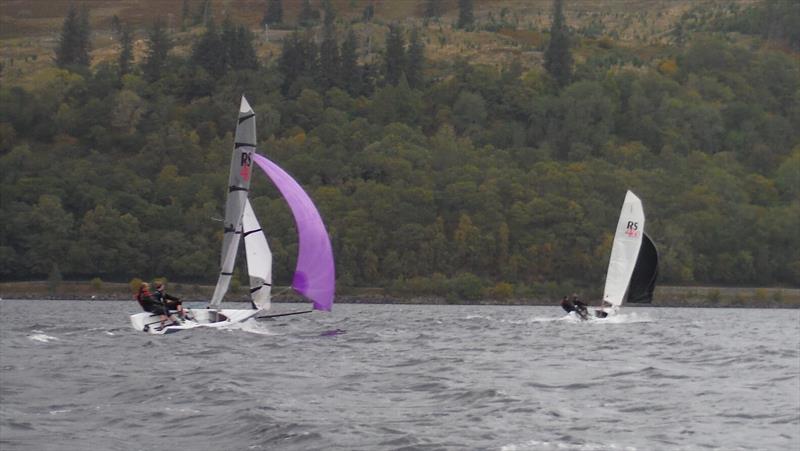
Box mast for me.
[210,96,256,307]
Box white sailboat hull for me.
[130,308,260,335]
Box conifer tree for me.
[76,6,92,66]
[544,0,572,88]
[278,32,302,90]
[362,3,375,22]
[262,0,283,26]
[230,24,259,70]
[142,20,172,81]
[55,5,79,67]
[111,15,122,37]
[298,0,317,27]
[340,29,362,96]
[383,24,405,86]
[56,4,91,68]
[424,0,442,19]
[406,27,425,89]
[278,31,319,94]
[191,20,225,78]
[181,0,190,31]
[220,17,236,71]
[322,0,336,28]
[194,0,212,26]
[457,0,474,30]
[118,26,133,76]
[319,24,341,90]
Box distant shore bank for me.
[1,281,798,308]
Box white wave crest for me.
[29,333,58,343]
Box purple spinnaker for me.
[252,153,335,311]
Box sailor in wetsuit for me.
[561,294,589,319]
[153,282,189,321]
[135,282,172,328]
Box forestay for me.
[602,190,645,308]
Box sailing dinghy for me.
[592,190,658,319]
[130,96,335,334]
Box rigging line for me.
[255,310,313,319]
[269,286,293,299]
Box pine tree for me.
[262,0,283,26]
[362,3,375,22]
[298,0,317,27]
[278,31,319,94]
[142,20,172,81]
[322,0,336,28]
[76,6,92,66]
[194,0,212,26]
[457,0,474,30]
[340,29,362,96]
[233,25,259,70]
[383,24,406,86]
[278,32,302,90]
[181,0,190,31]
[55,5,79,68]
[111,15,122,37]
[319,24,340,90]
[424,0,442,19]
[191,20,225,78]
[406,27,424,89]
[544,0,572,88]
[220,17,236,72]
[56,4,91,68]
[118,26,133,76]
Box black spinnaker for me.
[625,232,659,303]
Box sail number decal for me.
[625,221,640,237]
[240,152,252,181]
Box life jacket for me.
[136,288,152,309]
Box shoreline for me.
[1,281,798,308]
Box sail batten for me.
[252,153,335,311]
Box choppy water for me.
[0,300,798,451]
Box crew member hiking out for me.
[135,282,174,329]
[561,294,589,320]
[153,281,190,321]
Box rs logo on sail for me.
[240,152,252,181]
[625,221,639,237]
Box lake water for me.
[0,300,798,450]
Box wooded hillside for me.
[1,0,798,301]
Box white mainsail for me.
[242,199,272,310]
[602,190,645,308]
[210,96,257,307]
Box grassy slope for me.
[1,0,762,87]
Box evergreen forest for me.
[0,0,798,300]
